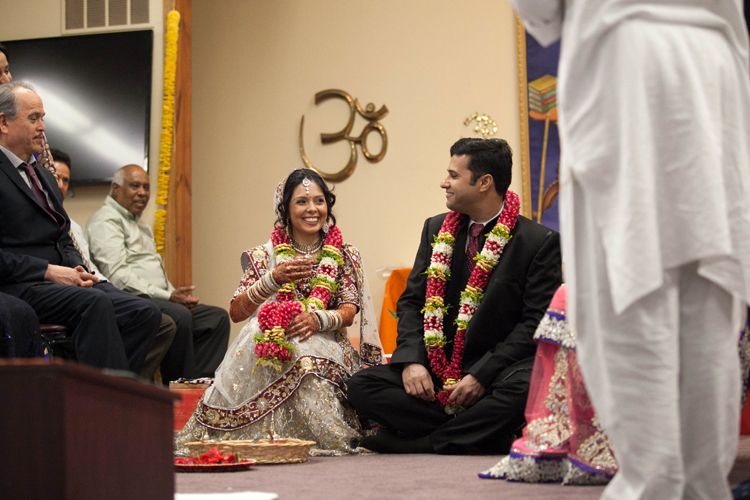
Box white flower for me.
[276,254,294,264]
[318,274,337,285]
[424,329,444,338]
[319,256,337,268]
[457,312,471,323]
[433,242,454,256]
[428,263,450,274]
[424,308,444,320]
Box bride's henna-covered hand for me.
[273,258,313,284]
[286,304,358,342]
[286,312,319,341]
[230,290,259,323]
[338,303,357,328]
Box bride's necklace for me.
[290,236,323,258]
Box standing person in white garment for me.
[512,1,750,499]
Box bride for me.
[175,169,382,455]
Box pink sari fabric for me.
[479,284,618,484]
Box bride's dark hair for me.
[276,168,337,228]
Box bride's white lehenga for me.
[175,241,383,455]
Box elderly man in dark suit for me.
[348,138,562,454]
[0,81,161,373]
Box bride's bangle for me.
[328,310,343,331]
[246,272,282,305]
[312,310,329,331]
[312,310,343,332]
[311,310,324,331]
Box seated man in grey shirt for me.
[50,148,176,382]
[86,164,229,382]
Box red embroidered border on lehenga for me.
[196,354,351,431]
[361,342,382,366]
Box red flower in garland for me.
[253,223,344,371]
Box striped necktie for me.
[466,222,484,273]
[18,162,64,227]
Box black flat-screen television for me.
[3,30,153,186]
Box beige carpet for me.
[175,436,750,500]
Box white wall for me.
[191,0,522,343]
[1,0,523,346]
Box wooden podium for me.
[0,359,180,500]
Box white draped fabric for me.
[514,1,750,498]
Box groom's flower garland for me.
[253,223,343,372]
[423,191,520,413]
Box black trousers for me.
[347,357,534,454]
[0,291,43,358]
[150,299,230,382]
[20,281,161,374]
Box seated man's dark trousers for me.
[347,356,534,454]
[150,298,230,381]
[20,281,161,374]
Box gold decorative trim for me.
[516,16,532,219]
[464,112,498,139]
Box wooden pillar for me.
[163,0,192,286]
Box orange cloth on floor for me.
[173,388,206,431]
[379,268,411,355]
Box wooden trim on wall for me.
[163,0,192,286]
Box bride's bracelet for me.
[312,310,343,332]
[312,310,328,331]
[329,310,343,331]
[246,271,282,305]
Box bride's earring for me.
[322,218,330,234]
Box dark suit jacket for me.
[391,212,562,388]
[0,149,83,297]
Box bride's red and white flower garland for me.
[423,190,520,413]
[254,223,343,372]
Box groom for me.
[348,138,562,454]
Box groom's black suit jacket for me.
[391,212,562,388]
[0,149,83,296]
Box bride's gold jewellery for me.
[302,177,312,194]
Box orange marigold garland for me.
[153,10,180,256]
[253,223,343,372]
[423,191,520,413]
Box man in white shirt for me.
[513,1,750,499]
[50,148,176,382]
[86,165,229,382]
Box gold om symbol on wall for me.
[299,89,389,183]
